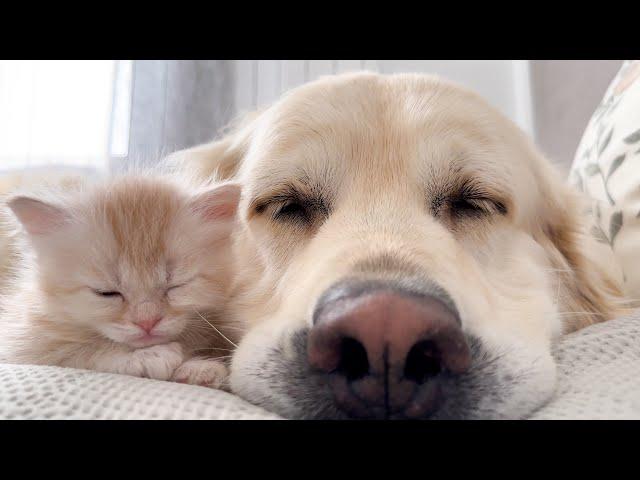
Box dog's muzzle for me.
[308,278,471,419]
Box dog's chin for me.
[230,327,558,420]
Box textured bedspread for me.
[1,311,639,420]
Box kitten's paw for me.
[172,358,229,390]
[132,342,184,381]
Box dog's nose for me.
[308,279,471,419]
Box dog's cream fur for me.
[169,72,626,418]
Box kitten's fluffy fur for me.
[0,174,242,388]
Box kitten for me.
[0,175,242,389]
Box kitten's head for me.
[8,176,241,348]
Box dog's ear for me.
[536,180,626,333]
[165,109,262,182]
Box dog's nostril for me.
[336,337,369,381]
[404,340,442,384]
[309,279,471,418]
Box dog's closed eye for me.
[449,196,507,217]
[274,200,312,222]
[253,187,330,227]
[431,180,508,220]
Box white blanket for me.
[1,311,639,420]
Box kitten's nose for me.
[135,316,162,333]
[134,301,163,333]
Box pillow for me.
[570,60,640,299]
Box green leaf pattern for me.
[570,61,640,282]
[623,128,640,144]
[591,224,610,244]
[609,211,623,245]
[584,163,601,176]
[606,154,626,180]
[598,127,614,155]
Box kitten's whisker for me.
[213,326,245,332]
[193,346,234,352]
[194,310,238,348]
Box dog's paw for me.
[131,342,184,381]
[172,358,229,390]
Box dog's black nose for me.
[308,279,470,419]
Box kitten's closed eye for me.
[92,289,124,300]
[166,284,186,293]
[165,277,197,295]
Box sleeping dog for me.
[172,72,625,419]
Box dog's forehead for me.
[241,73,525,196]
[255,74,491,145]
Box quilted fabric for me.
[0,362,279,420]
[1,311,639,420]
[530,312,640,419]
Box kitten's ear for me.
[190,183,242,222]
[7,196,70,235]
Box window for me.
[0,60,132,172]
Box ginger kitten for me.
[0,175,242,389]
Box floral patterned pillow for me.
[570,60,640,298]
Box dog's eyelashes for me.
[451,198,486,216]
[253,185,331,227]
[278,201,307,217]
[274,201,310,223]
[449,197,506,218]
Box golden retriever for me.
[144,73,625,418]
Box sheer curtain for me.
[0,60,236,174]
[0,61,622,175]
[124,60,534,164]
[0,60,527,173]
[124,60,235,170]
[0,60,127,173]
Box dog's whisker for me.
[614,297,640,303]
[556,311,602,315]
[554,310,628,318]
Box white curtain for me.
[0,60,126,172]
[0,60,236,174]
[124,60,235,169]
[0,61,623,175]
